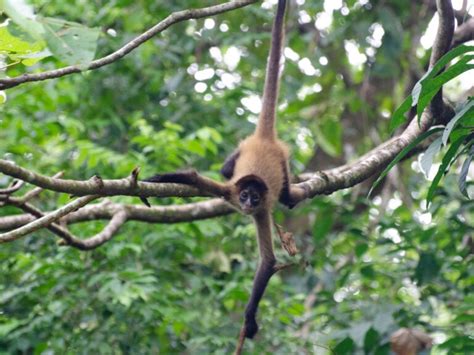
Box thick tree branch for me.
[0,199,235,231]
[0,160,206,198]
[0,0,259,90]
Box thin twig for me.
[0,0,258,90]
[0,180,24,195]
[19,172,64,203]
[57,210,128,250]
[0,195,98,243]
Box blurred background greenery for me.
[0,0,473,353]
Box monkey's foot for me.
[244,317,259,339]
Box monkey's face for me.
[238,182,264,214]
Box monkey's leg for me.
[241,211,277,339]
[140,170,229,206]
[243,257,276,338]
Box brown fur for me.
[230,134,289,208]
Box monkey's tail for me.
[256,0,287,140]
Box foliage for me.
[373,44,474,203]
[1,0,473,354]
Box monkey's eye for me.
[240,191,249,201]
[251,194,260,204]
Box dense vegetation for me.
[0,0,473,353]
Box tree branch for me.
[0,180,24,195]
[452,18,474,47]
[0,195,98,243]
[0,0,457,244]
[294,0,454,202]
[0,160,206,198]
[0,199,235,231]
[0,0,259,90]
[57,209,128,250]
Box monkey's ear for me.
[235,175,268,193]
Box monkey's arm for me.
[278,161,309,209]
[220,150,240,180]
[140,170,230,206]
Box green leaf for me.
[417,58,474,121]
[38,16,100,66]
[390,45,474,130]
[334,337,355,354]
[411,70,429,107]
[369,126,444,197]
[442,99,474,146]
[420,136,442,178]
[414,252,440,285]
[427,134,467,205]
[0,319,22,336]
[0,27,48,65]
[459,144,474,198]
[364,327,380,353]
[349,321,372,347]
[425,44,474,80]
[389,95,412,131]
[0,0,44,39]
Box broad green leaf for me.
[442,99,474,146]
[390,45,474,130]
[414,252,440,285]
[0,0,44,39]
[417,58,474,121]
[349,321,372,347]
[38,16,100,66]
[425,44,474,80]
[427,134,467,205]
[0,27,47,65]
[369,126,444,196]
[364,328,380,353]
[334,337,355,354]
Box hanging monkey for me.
[141,0,307,341]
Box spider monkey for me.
[141,0,307,340]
